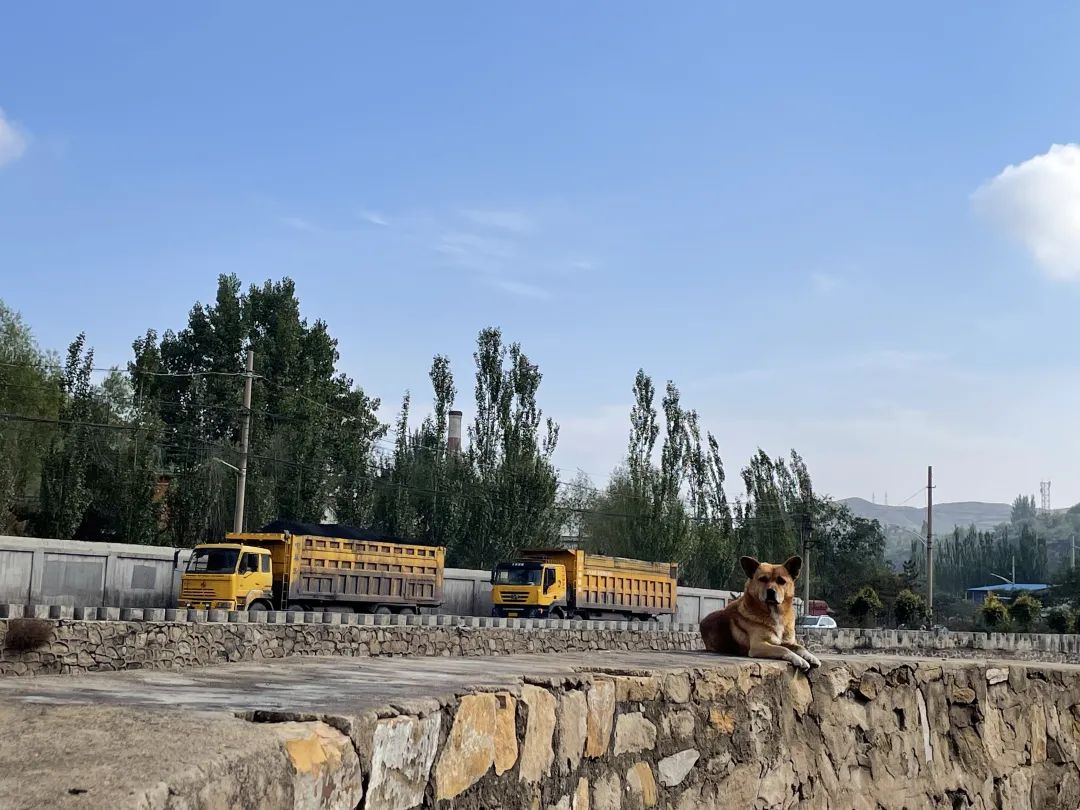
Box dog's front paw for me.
[803,651,822,669]
[788,653,811,673]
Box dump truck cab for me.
[179,543,275,612]
[490,559,568,618]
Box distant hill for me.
[840,497,1012,533]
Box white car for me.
[797,615,837,629]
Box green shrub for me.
[1046,606,1073,634]
[893,589,927,628]
[1008,593,1041,632]
[979,593,1009,630]
[846,587,883,627]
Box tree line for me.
[0,275,890,601]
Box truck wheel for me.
[550,607,565,619]
[374,606,393,616]
[248,601,269,613]
[398,607,416,616]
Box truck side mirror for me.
[490,570,496,585]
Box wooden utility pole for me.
[803,525,811,610]
[233,349,254,534]
[926,465,934,621]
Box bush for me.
[893,589,928,628]
[979,593,1010,630]
[2,618,53,652]
[1009,593,1041,632]
[1046,606,1074,634]
[846,587,883,627]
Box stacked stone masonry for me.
[6,608,1080,676]
[276,657,1080,809]
[0,614,704,677]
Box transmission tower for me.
[1040,481,1051,512]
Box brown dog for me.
[699,555,821,672]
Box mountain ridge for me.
[839,496,1012,532]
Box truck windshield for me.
[187,548,240,574]
[493,567,542,585]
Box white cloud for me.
[458,208,533,233]
[0,107,28,168]
[811,272,839,293]
[489,279,551,299]
[973,143,1080,281]
[280,216,323,233]
[358,210,388,227]
[435,232,517,271]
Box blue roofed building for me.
[965,583,1051,605]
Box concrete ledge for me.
[0,702,362,810]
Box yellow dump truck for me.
[179,523,444,614]
[490,548,677,620]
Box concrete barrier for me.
[0,535,190,608]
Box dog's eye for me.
[776,577,786,585]
[758,576,769,583]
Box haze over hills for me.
[840,497,1012,533]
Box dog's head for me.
[740,555,802,609]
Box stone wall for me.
[804,627,1080,664]
[305,657,1080,809]
[0,615,703,677]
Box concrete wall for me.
[0,535,749,618]
[0,536,191,608]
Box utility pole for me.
[926,465,934,621]
[803,524,811,611]
[233,349,254,534]
[1072,535,1077,571]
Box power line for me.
[0,359,262,379]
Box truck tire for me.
[374,606,393,616]
[398,607,416,616]
[248,601,270,613]
[550,607,565,619]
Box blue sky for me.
[3,3,1080,505]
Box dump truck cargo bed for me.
[519,548,677,616]
[227,531,444,610]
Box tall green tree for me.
[137,275,384,546]
[0,301,61,532]
[586,372,693,568]
[452,327,560,567]
[38,335,96,538]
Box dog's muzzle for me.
[765,589,780,605]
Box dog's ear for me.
[783,555,803,580]
[740,556,760,578]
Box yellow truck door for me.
[236,551,263,608]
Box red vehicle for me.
[806,599,834,617]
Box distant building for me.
[965,583,1050,605]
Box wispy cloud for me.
[489,279,551,299]
[0,107,28,169]
[810,272,840,293]
[973,143,1080,281]
[280,216,324,234]
[458,208,533,233]
[435,232,518,271]
[358,209,388,227]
